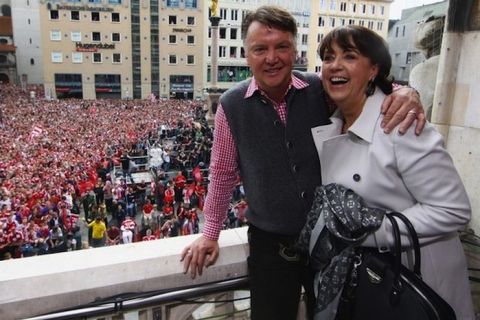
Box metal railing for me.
[26,277,249,320]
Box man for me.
[181,6,425,320]
[121,215,136,244]
[86,216,106,248]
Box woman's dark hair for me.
[318,25,393,94]
[241,5,297,42]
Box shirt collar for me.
[347,88,386,143]
[244,73,309,99]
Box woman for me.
[312,26,474,319]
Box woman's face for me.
[321,41,378,108]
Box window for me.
[367,21,374,29]
[166,0,179,8]
[187,55,194,65]
[30,58,34,65]
[330,0,336,11]
[93,52,102,63]
[50,30,61,41]
[187,35,195,44]
[349,19,355,25]
[230,47,237,58]
[377,22,383,31]
[92,32,101,41]
[220,8,227,19]
[187,16,195,25]
[112,32,120,42]
[51,52,63,63]
[91,12,100,21]
[72,52,83,63]
[230,28,238,40]
[169,15,177,25]
[340,2,346,12]
[219,28,226,39]
[169,35,177,44]
[208,28,211,38]
[318,17,324,27]
[109,0,122,3]
[113,53,121,63]
[89,0,102,3]
[111,12,120,22]
[71,31,81,42]
[169,54,177,64]
[406,52,412,64]
[402,25,406,36]
[301,34,308,45]
[330,17,335,27]
[359,20,365,27]
[362,4,366,14]
[208,46,211,57]
[395,26,399,37]
[380,6,385,15]
[50,10,59,20]
[351,3,356,13]
[317,33,323,43]
[219,46,226,58]
[371,5,375,15]
[28,19,31,25]
[185,0,197,8]
[320,0,327,9]
[340,18,345,26]
[29,38,32,44]
[71,11,80,21]
[231,9,238,20]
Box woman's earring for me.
[365,78,376,96]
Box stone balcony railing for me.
[0,228,249,320]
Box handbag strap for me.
[388,211,421,276]
[385,213,402,277]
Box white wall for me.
[11,0,44,84]
[433,31,480,234]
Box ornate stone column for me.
[206,2,222,126]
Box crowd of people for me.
[0,83,246,260]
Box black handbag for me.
[337,212,456,320]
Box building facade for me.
[38,0,203,100]
[387,1,447,83]
[12,0,44,85]
[308,0,393,73]
[0,0,16,84]
[32,0,393,99]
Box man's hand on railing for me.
[181,235,219,279]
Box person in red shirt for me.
[121,215,136,244]
[164,183,175,207]
[106,225,121,246]
[142,228,157,241]
[174,171,187,205]
[142,199,154,227]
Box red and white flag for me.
[30,125,43,139]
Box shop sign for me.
[76,42,115,52]
[57,5,114,12]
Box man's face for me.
[244,21,296,100]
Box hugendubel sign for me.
[75,42,115,52]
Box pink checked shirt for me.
[202,74,316,240]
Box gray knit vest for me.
[221,71,331,235]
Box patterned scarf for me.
[296,183,385,320]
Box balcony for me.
[0,228,250,319]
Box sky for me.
[389,0,445,19]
